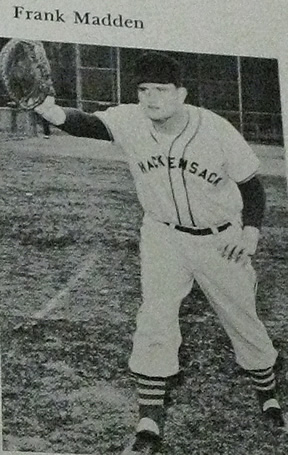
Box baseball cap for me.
[132,52,183,87]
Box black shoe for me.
[263,406,286,428]
[259,396,287,430]
[122,431,162,454]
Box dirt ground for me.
[0,133,287,454]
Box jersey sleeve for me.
[95,104,137,147]
[212,113,260,183]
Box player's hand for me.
[220,226,260,266]
[34,95,55,113]
[34,95,66,125]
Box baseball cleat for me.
[261,398,288,432]
[263,407,287,428]
[122,431,162,454]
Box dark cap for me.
[132,52,183,87]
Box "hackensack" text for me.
[137,156,223,186]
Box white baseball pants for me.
[129,216,278,377]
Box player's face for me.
[137,83,187,121]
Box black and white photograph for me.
[0,36,287,455]
[0,2,287,455]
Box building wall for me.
[0,39,283,144]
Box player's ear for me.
[178,87,188,103]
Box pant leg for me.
[129,219,194,378]
[192,224,278,371]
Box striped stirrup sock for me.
[134,374,167,435]
[137,375,167,406]
[249,366,278,409]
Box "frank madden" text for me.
[13,6,145,29]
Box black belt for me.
[164,222,231,236]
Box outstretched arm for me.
[60,108,112,140]
[35,96,112,141]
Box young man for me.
[35,52,286,454]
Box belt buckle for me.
[210,226,219,235]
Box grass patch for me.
[0,143,287,454]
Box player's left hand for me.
[220,226,260,266]
[0,39,55,110]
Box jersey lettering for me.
[168,157,176,168]
[151,156,159,168]
[207,172,217,183]
[213,177,223,185]
[189,162,198,174]
[96,104,258,226]
[138,162,147,173]
[178,158,188,170]
[147,160,154,170]
[198,169,207,180]
[137,155,222,186]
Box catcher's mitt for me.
[0,39,55,110]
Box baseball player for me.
[34,52,286,454]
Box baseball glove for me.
[0,39,55,110]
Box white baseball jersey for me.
[96,104,259,228]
